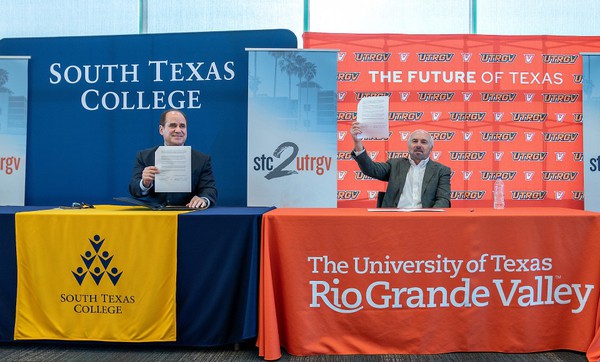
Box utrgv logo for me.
[337,190,360,200]
[418,92,454,101]
[481,93,516,102]
[480,53,516,63]
[524,171,535,181]
[354,171,375,180]
[449,151,485,161]
[480,171,516,181]
[389,112,423,121]
[481,132,517,142]
[337,112,357,121]
[387,151,409,159]
[512,152,547,161]
[451,191,485,200]
[542,93,579,103]
[417,53,454,62]
[72,234,123,286]
[542,54,579,64]
[355,92,392,101]
[511,191,547,200]
[542,171,578,181]
[543,132,579,142]
[524,54,535,63]
[512,113,547,122]
[337,72,360,82]
[429,131,455,141]
[354,52,391,62]
[337,151,353,160]
[449,112,485,122]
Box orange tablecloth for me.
[257,208,600,361]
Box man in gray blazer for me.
[129,109,217,209]
[350,122,451,208]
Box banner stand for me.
[0,56,29,206]
[582,52,600,212]
[246,48,338,207]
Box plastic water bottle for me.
[493,177,505,209]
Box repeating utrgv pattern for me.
[304,33,600,208]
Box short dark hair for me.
[159,109,187,127]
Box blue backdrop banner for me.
[0,30,297,206]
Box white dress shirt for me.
[397,158,429,208]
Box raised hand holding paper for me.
[356,96,389,140]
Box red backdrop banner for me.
[303,33,600,208]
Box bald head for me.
[407,129,433,164]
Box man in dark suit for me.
[350,122,451,208]
[129,109,217,208]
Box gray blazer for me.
[352,150,451,208]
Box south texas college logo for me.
[72,234,123,286]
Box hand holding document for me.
[154,146,192,193]
[356,96,390,140]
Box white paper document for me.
[154,146,192,193]
[357,96,390,139]
[368,208,446,212]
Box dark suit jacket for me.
[352,149,451,208]
[129,146,218,206]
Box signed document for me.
[356,96,389,140]
[368,208,446,212]
[154,146,191,193]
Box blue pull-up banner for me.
[582,53,600,212]
[247,49,338,207]
[0,56,29,206]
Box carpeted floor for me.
[0,342,589,362]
